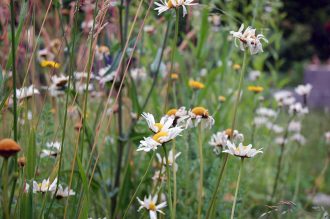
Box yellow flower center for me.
[171,73,179,80]
[152,131,168,143]
[167,0,174,8]
[233,64,241,70]
[166,108,178,116]
[149,202,157,211]
[154,123,164,131]
[189,80,205,89]
[248,86,264,93]
[218,96,226,102]
[192,107,209,117]
[225,128,233,137]
[40,60,60,69]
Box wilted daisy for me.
[223,141,263,158]
[137,194,167,219]
[142,112,175,133]
[40,141,61,158]
[209,131,228,155]
[289,102,309,115]
[224,128,244,144]
[154,0,197,17]
[32,178,58,193]
[54,185,76,198]
[137,127,184,152]
[295,84,312,96]
[164,107,188,126]
[156,149,181,172]
[186,107,214,128]
[230,24,268,55]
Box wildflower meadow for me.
[0,0,329,218]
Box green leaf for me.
[26,128,36,179]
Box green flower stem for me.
[10,0,17,141]
[230,159,244,219]
[206,50,248,218]
[123,152,155,219]
[163,146,173,219]
[2,158,10,219]
[197,124,204,219]
[172,140,177,219]
[164,9,179,112]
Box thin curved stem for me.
[197,124,204,219]
[123,152,155,219]
[230,159,244,219]
[163,146,173,219]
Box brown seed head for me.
[0,138,21,158]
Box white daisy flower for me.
[288,120,301,133]
[274,90,295,106]
[295,83,312,96]
[164,107,188,126]
[290,133,306,145]
[154,0,197,17]
[137,194,167,219]
[137,127,184,152]
[156,149,181,172]
[230,24,268,55]
[142,112,175,133]
[131,67,147,81]
[54,185,76,198]
[209,131,228,155]
[223,141,263,158]
[248,70,261,81]
[32,178,58,193]
[289,102,309,115]
[256,107,277,118]
[16,85,40,100]
[40,142,61,158]
[325,132,330,144]
[51,75,69,88]
[186,107,215,129]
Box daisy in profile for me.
[40,141,61,158]
[7,85,40,107]
[142,112,175,133]
[54,185,76,199]
[164,107,188,126]
[247,85,264,94]
[289,102,309,115]
[156,149,181,172]
[209,131,228,155]
[186,107,214,128]
[32,178,58,193]
[154,0,197,17]
[189,79,205,90]
[295,83,312,96]
[223,141,263,159]
[230,24,268,55]
[137,194,167,219]
[137,127,184,152]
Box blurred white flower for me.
[256,107,277,118]
[223,141,263,158]
[76,82,94,93]
[274,91,295,106]
[289,103,309,115]
[275,136,288,145]
[230,24,268,55]
[154,0,197,17]
[266,123,284,134]
[288,120,301,133]
[32,178,58,193]
[137,194,167,219]
[209,131,228,155]
[15,85,40,101]
[290,133,306,145]
[248,70,261,81]
[131,67,147,81]
[325,132,330,144]
[137,127,184,152]
[295,84,312,96]
[254,116,269,127]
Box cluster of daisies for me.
[24,178,75,199]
